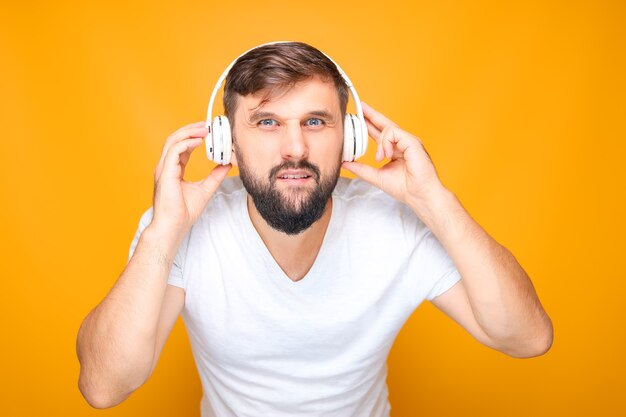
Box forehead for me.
[237,76,341,119]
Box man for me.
[76,42,553,416]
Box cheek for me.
[238,148,280,181]
[317,144,344,178]
[316,132,344,160]
[236,131,280,165]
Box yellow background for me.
[1,0,624,415]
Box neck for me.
[247,195,333,257]
[248,196,332,281]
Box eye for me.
[258,119,278,127]
[305,118,325,127]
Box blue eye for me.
[306,118,324,126]
[259,119,277,126]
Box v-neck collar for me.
[240,191,339,291]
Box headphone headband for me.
[205,41,368,163]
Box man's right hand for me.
[152,121,232,239]
[77,121,231,408]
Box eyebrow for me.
[248,109,335,123]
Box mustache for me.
[268,160,321,183]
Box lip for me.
[275,170,314,180]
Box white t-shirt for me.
[128,176,461,417]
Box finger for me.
[381,127,396,159]
[379,125,426,164]
[361,101,398,132]
[379,125,415,160]
[365,119,380,142]
[158,137,204,182]
[364,119,386,162]
[179,141,197,168]
[341,161,381,189]
[171,121,205,136]
[160,120,206,150]
[155,125,208,178]
[198,163,232,196]
[163,122,206,155]
[365,118,381,141]
[161,125,207,163]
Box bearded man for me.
[77,41,553,417]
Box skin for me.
[342,103,554,358]
[76,75,552,409]
[230,76,344,280]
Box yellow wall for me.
[1,0,624,415]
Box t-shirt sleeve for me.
[127,207,187,289]
[402,207,462,306]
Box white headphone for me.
[205,41,368,165]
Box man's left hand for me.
[342,102,446,207]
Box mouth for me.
[276,170,314,184]
[278,174,311,179]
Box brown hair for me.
[223,42,349,126]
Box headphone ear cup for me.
[351,114,364,160]
[221,116,232,165]
[343,114,357,162]
[210,116,221,162]
[358,117,368,159]
[205,123,215,161]
[211,115,228,164]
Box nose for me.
[280,122,309,161]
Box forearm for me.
[409,187,553,355]
[76,225,181,407]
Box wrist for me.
[407,185,462,239]
[141,222,186,261]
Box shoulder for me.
[135,176,244,224]
[333,177,386,202]
[204,176,246,210]
[213,176,246,199]
[333,177,408,214]
[333,177,426,232]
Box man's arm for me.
[76,122,232,408]
[76,226,185,408]
[412,187,553,357]
[343,102,553,358]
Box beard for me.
[238,156,341,235]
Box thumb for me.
[342,161,381,188]
[199,163,232,196]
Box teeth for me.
[281,174,309,179]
